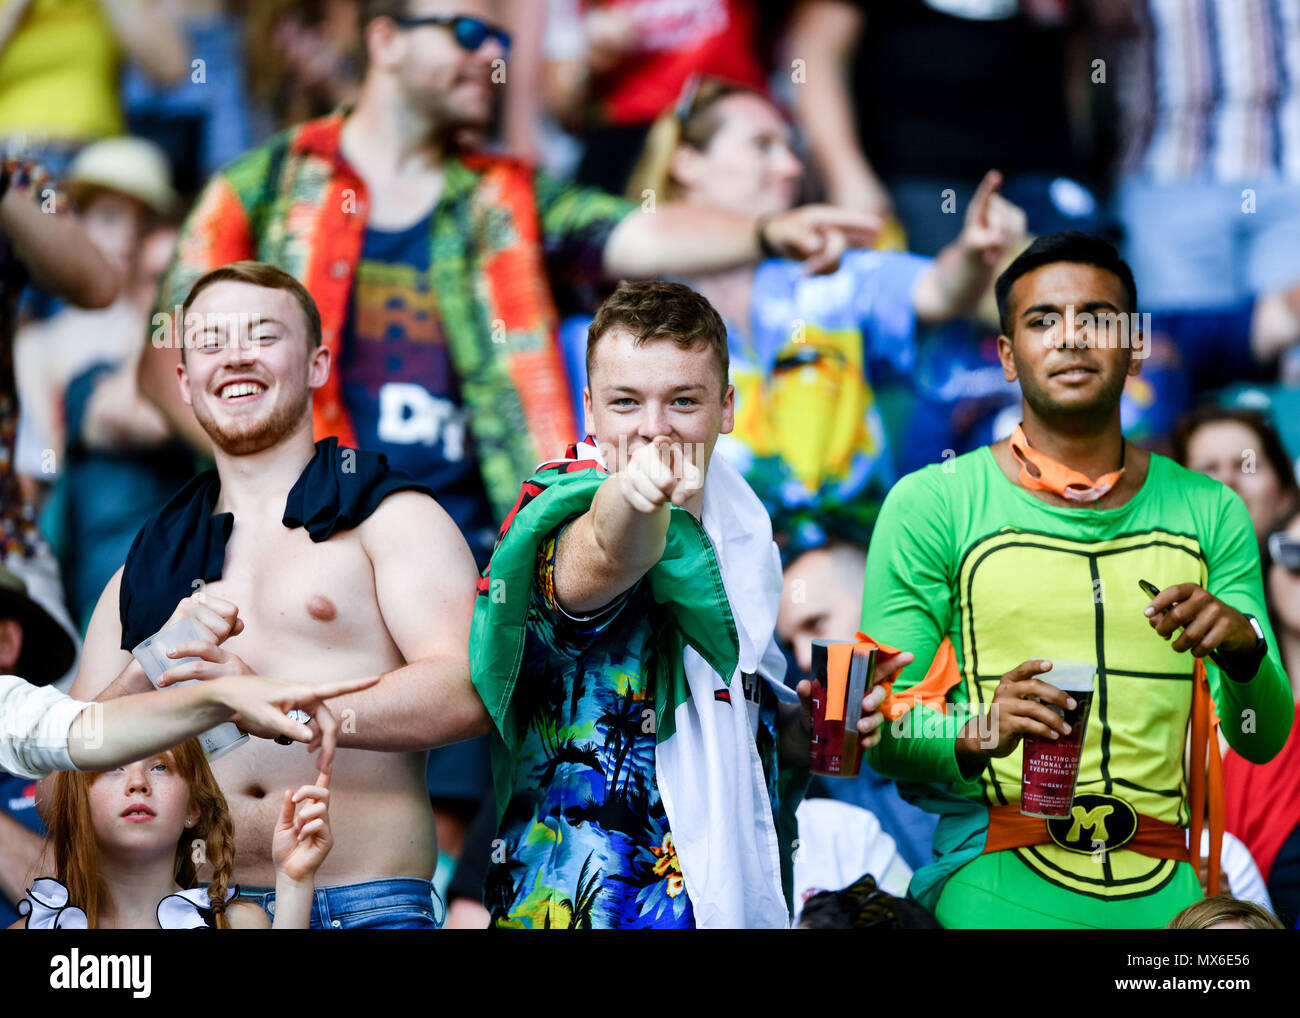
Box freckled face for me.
[87,754,197,859]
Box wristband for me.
[1212,613,1267,683]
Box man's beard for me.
[1018,356,1130,426]
[193,390,308,456]
[413,76,495,139]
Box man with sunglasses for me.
[134,0,876,870]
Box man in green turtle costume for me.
[862,232,1294,928]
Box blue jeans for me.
[238,878,444,930]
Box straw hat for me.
[0,565,77,686]
[65,136,178,216]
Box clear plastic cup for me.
[132,617,248,761]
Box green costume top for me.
[861,447,1294,928]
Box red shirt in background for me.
[590,0,766,125]
[1224,704,1300,882]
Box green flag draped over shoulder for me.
[469,455,740,825]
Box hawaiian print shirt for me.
[486,525,782,929]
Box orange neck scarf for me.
[1009,424,1125,503]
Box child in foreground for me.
[12,739,330,929]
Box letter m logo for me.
[1065,804,1114,845]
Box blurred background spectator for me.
[1177,409,1300,928]
[0,0,187,178]
[0,155,123,688]
[543,0,779,194]
[15,137,178,501]
[785,0,1101,253]
[1111,0,1300,311]
[10,136,195,633]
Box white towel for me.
[657,452,793,929]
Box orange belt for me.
[981,659,1222,890]
[983,803,1188,861]
[871,635,1224,895]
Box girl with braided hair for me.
[10,738,331,929]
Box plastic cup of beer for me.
[809,639,877,778]
[1020,660,1095,819]
[132,617,249,761]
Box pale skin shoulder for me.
[325,489,490,750]
[70,565,145,701]
[224,900,272,929]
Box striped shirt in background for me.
[1120,0,1300,182]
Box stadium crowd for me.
[0,0,1298,931]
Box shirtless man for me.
[66,261,489,929]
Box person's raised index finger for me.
[969,169,1003,218]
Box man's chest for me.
[200,523,385,652]
[954,527,1209,681]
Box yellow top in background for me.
[0,0,123,142]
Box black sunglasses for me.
[392,14,511,57]
[1269,531,1300,572]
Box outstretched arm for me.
[66,673,380,773]
[604,203,879,279]
[553,437,700,615]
